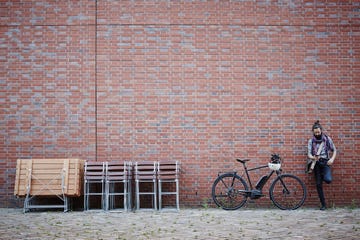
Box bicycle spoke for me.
[219,176,231,189]
[212,173,248,210]
[269,174,306,210]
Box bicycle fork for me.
[276,174,291,194]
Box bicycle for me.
[211,154,307,210]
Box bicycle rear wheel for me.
[211,172,248,210]
[269,174,307,210]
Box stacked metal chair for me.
[126,162,133,210]
[157,161,180,211]
[84,161,106,210]
[84,160,180,212]
[105,161,130,211]
[134,161,157,210]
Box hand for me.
[314,155,320,161]
[327,159,334,165]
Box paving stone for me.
[0,208,359,239]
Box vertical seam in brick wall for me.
[95,0,98,161]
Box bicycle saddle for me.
[236,158,251,163]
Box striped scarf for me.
[311,134,329,156]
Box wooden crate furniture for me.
[157,161,180,211]
[14,158,85,212]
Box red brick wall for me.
[1,1,359,208]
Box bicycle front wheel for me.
[211,172,249,210]
[269,174,307,210]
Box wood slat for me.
[14,159,85,197]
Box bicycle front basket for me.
[268,162,281,171]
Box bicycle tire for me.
[269,174,307,210]
[211,172,249,210]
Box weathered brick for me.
[1,0,359,208]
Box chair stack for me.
[105,161,130,211]
[84,161,106,210]
[126,161,133,210]
[134,161,158,211]
[157,161,180,211]
[84,160,180,211]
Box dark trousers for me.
[314,162,332,207]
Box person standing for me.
[307,120,337,210]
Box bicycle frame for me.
[241,162,279,190]
[212,155,307,210]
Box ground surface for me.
[0,208,359,239]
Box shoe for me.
[320,206,326,211]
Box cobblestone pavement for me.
[0,207,359,239]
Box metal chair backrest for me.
[106,161,127,181]
[134,161,157,180]
[84,161,105,181]
[157,161,179,180]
